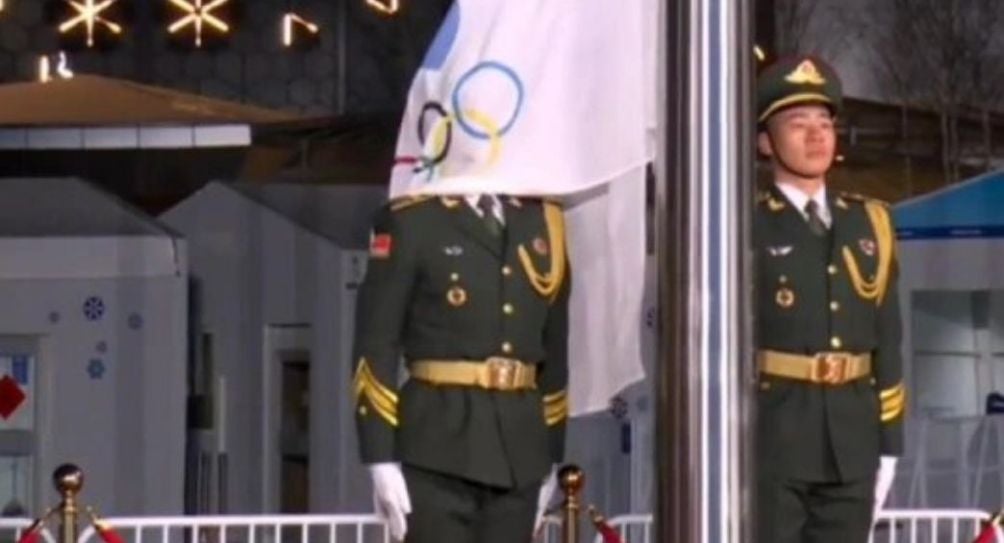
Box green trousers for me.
[403,465,540,543]
[758,475,875,543]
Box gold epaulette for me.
[389,195,435,212]
[839,191,889,207]
[439,196,462,209]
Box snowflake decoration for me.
[83,296,105,321]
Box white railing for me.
[0,509,985,543]
[76,515,570,543]
[0,518,56,543]
[76,515,390,543]
[870,509,989,543]
[590,514,652,543]
[568,510,992,543]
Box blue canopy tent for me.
[891,170,1004,510]
[895,170,1004,241]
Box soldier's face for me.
[758,104,836,179]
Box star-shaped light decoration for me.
[168,0,230,48]
[58,0,123,48]
[365,0,399,15]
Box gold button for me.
[779,275,788,284]
[830,336,842,349]
[828,265,838,275]
[450,273,460,282]
[760,381,771,391]
[502,266,512,276]
[501,342,513,354]
[830,301,840,312]
[870,378,877,386]
[357,405,368,416]
[503,303,514,315]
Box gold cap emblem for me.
[785,60,826,86]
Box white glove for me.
[369,463,412,542]
[873,456,898,519]
[533,466,559,534]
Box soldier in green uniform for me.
[351,193,570,543]
[754,56,906,543]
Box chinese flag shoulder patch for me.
[370,233,392,258]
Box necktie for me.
[477,195,503,237]
[805,200,828,237]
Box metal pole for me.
[558,465,584,543]
[655,1,754,542]
[655,0,699,540]
[53,464,83,543]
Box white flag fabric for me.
[389,0,655,415]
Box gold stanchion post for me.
[559,465,584,543]
[53,464,83,543]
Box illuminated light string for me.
[366,0,399,15]
[59,0,123,48]
[38,51,74,83]
[282,12,319,47]
[29,0,397,52]
[168,0,230,48]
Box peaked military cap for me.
[756,56,842,124]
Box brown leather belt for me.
[410,357,537,391]
[757,350,872,385]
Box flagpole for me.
[654,0,699,540]
[655,0,754,542]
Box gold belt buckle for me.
[814,353,849,385]
[486,357,520,390]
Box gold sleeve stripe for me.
[543,390,567,405]
[880,388,905,404]
[881,390,906,423]
[354,359,398,404]
[881,395,904,409]
[546,405,570,427]
[879,383,905,400]
[883,383,907,413]
[545,414,567,426]
[881,396,905,414]
[543,390,569,426]
[544,401,568,416]
[881,403,905,422]
[352,359,399,427]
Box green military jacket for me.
[754,184,905,482]
[352,195,570,489]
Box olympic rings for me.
[399,61,523,181]
[452,61,524,141]
[417,102,453,168]
[460,109,502,174]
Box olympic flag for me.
[389,0,656,415]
